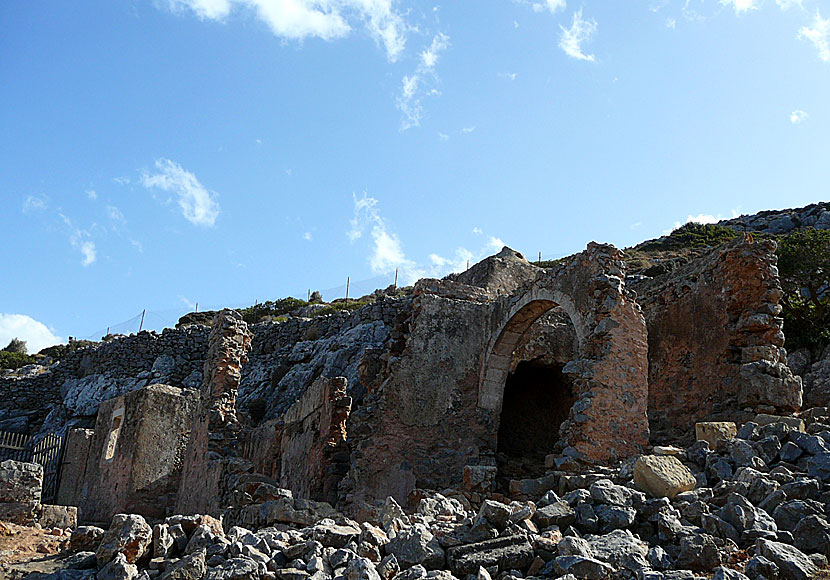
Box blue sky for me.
[2,0,829,351]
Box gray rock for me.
[345,557,382,580]
[377,554,400,580]
[744,555,778,579]
[554,555,616,579]
[0,459,43,503]
[772,500,823,532]
[575,503,599,534]
[98,552,139,580]
[789,431,830,455]
[589,479,639,507]
[792,514,830,557]
[647,546,672,570]
[97,514,153,565]
[205,557,259,580]
[312,522,360,548]
[558,536,594,558]
[533,501,576,529]
[756,538,818,580]
[476,500,512,530]
[594,505,636,531]
[70,526,105,553]
[391,565,427,580]
[159,550,207,580]
[63,551,97,570]
[385,524,445,570]
[586,530,650,572]
[807,452,830,481]
[446,535,534,576]
[713,568,749,580]
[779,442,802,462]
[675,533,721,571]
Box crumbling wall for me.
[244,376,351,505]
[176,310,252,516]
[71,383,199,522]
[343,243,650,509]
[634,237,802,443]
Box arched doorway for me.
[492,306,579,482]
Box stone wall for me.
[633,237,802,444]
[67,384,199,522]
[343,243,650,510]
[243,376,351,506]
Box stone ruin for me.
[8,235,797,526]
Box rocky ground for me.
[4,411,830,580]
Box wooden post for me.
[195,302,199,313]
[345,277,350,301]
[466,260,469,271]
[307,289,310,302]
[138,309,146,332]
[538,251,542,263]
[394,268,398,289]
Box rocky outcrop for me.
[633,237,802,443]
[719,201,830,235]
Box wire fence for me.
[76,250,574,341]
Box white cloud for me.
[397,32,450,130]
[472,227,483,235]
[499,72,518,81]
[438,132,450,141]
[141,158,220,227]
[303,231,313,240]
[669,210,740,232]
[790,109,808,124]
[666,17,677,29]
[776,0,802,10]
[559,9,598,62]
[164,0,406,61]
[113,177,130,185]
[22,195,47,213]
[60,213,97,266]
[799,10,830,62]
[86,189,98,200]
[720,0,759,15]
[532,0,566,15]
[487,236,505,252]
[461,126,476,133]
[0,314,63,354]
[178,295,197,309]
[106,205,126,224]
[348,193,512,285]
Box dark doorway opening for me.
[496,359,575,484]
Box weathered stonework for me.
[633,237,802,443]
[61,383,198,522]
[176,309,252,516]
[343,243,650,509]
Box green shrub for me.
[309,300,371,317]
[637,222,740,253]
[777,229,830,353]
[2,338,27,354]
[0,351,36,370]
[239,297,309,324]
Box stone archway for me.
[479,243,650,463]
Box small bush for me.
[239,297,309,324]
[2,338,27,355]
[637,222,740,253]
[0,351,36,370]
[309,300,371,317]
[777,229,830,353]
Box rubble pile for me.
[4,409,830,580]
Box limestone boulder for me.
[97,552,139,580]
[97,513,153,565]
[695,422,737,451]
[385,524,445,570]
[0,459,43,503]
[71,525,105,553]
[633,455,696,499]
[756,538,818,580]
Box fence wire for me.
[76,250,574,341]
